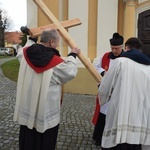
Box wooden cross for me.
[33,0,102,83]
[29,18,82,37]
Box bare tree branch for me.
[0,8,14,31]
[0,6,14,46]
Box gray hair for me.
[40,28,59,43]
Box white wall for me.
[26,0,119,67]
[27,0,38,28]
[68,0,89,67]
[96,0,118,57]
[138,0,149,4]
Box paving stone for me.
[0,58,101,150]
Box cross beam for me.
[33,0,102,83]
[29,18,82,37]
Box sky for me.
[0,0,27,31]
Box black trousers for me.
[93,112,106,146]
[102,143,142,150]
[19,124,59,150]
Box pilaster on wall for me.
[88,0,98,62]
[118,1,124,35]
[123,0,137,42]
[38,0,59,26]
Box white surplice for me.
[98,57,150,148]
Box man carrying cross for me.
[14,28,80,150]
[14,1,102,149]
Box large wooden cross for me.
[29,18,82,37]
[32,0,102,83]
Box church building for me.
[27,0,150,94]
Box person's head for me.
[20,26,30,35]
[125,37,142,52]
[40,28,59,49]
[20,26,38,43]
[110,33,124,56]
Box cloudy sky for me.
[0,0,27,31]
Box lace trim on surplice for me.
[103,125,150,137]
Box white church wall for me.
[27,0,38,28]
[138,0,149,4]
[68,0,89,67]
[96,0,118,57]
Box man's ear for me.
[49,39,53,47]
[125,46,130,51]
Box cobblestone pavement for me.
[0,57,101,150]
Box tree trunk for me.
[0,27,4,47]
